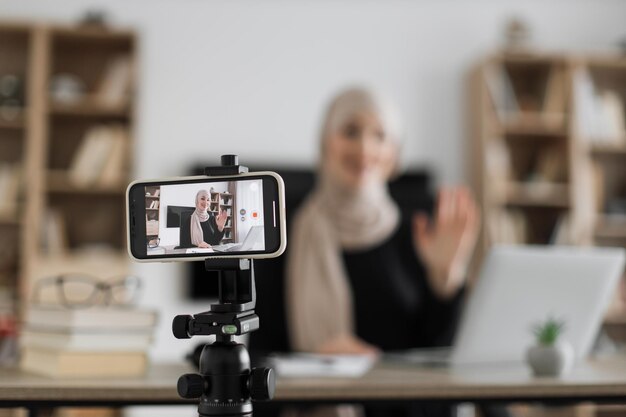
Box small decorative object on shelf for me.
[503,17,531,51]
[526,316,574,377]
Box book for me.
[542,65,566,127]
[268,353,375,378]
[24,306,158,330]
[96,55,133,107]
[98,125,128,187]
[483,63,519,122]
[40,208,68,256]
[69,126,119,188]
[0,164,20,217]
[532,148,566,183]
[488,209,527,244]
[21,327,153,352]
[20,347,147,377]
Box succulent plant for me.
[532,317,565,346]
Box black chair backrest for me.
[178,210,194,248]
[249,167,434,356]
[183,164,433,354]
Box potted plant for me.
[526,317,574,377]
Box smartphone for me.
[126,172,286,261]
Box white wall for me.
[2,0,626,364]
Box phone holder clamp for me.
[172,156,275,417]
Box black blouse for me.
[342,215,463,351]
[199,214,225,245]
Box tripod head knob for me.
[177,373,207,399]
[172,315,192,339]
[249,367,275,401]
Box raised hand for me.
[216,210,228,232]
[413,187,480,299]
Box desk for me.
[146,246,214,256]
[1,356,626,414]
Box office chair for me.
[177,210,195,249]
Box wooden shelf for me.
[49,25,135,43]
[497,112,566,137]
[49,100,130,118]
[503,182,570,208]
[0,214,20,226]
[46,170,126,195]
[0,112,26,129]
[590,143,626,157]
[585,55,626,70]
[595,215,626,240]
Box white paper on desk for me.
[268,353,375,378]
[185,248,214,254]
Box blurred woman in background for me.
[286,87,480,417]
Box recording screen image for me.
[144,179,265,255]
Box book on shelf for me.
[96,55,133,107]
[21,327,153,352]
[69,124,129,188]
[98,125,128,187]
[485,140,512,194]
[550,214,573,245]
[488,209,527,244]
[542,66,566,120]
[483,63,519,122]
[0,164,21,217]
[21,347,147,378]
[530,148,567,183]
[573,67,626,145]
[24,306,158,330]
[146,219,159,236]
[40,208,68,256]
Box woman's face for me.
[197,193,208,211]
[324,111,397,189]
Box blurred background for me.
[0,0,625,416]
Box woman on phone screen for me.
[190,189,228,248]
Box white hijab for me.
[286,87,402,351]
[190,189,210,246]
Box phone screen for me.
[127,173,284,260]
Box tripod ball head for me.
[177,340,275,417]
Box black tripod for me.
[172,156,275,417]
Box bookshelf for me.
[0,21,137,327]
[0,24,31,344]
[470,51,626,248]
[469,51,626,346]
[145,186,160,242]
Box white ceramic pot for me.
[526,341,574,377]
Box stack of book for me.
[68,124,129,188]
[20,306,157,378]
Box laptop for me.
[211,226,264,252]
[387,245,625,366]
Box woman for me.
[285,87,480,417]
[190,189,228,248]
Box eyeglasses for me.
[31,274,142,309]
